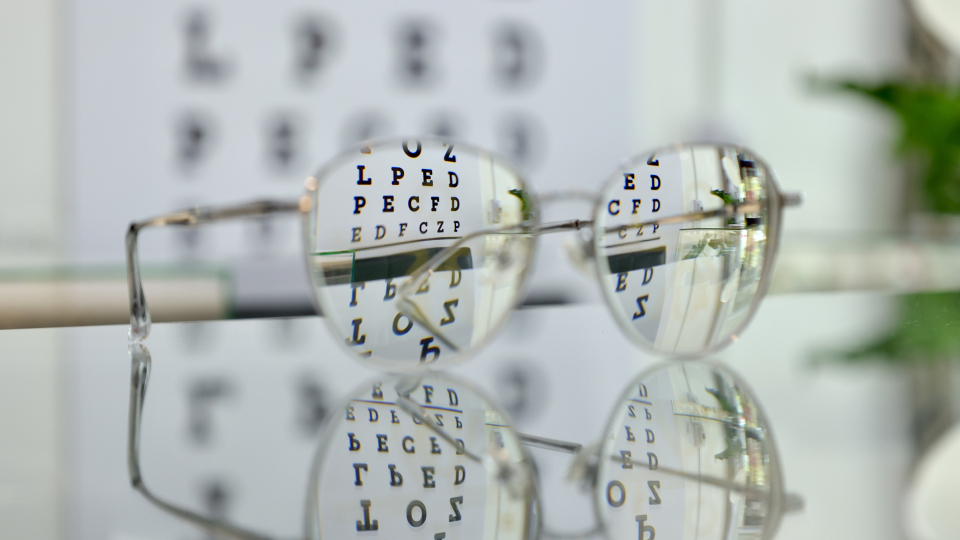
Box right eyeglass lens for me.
[594,144,773,355]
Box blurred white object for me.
[770,236,960,295]
[910,0,960,53]
[905,423,960,540]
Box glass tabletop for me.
[0,292,940,540]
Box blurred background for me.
[3,0,960,539]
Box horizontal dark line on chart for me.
[421,405,464,413]
[233,302,317,319]
[630,399,652,405]
[606,246,667,274]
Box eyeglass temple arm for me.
[126,199,303,342]
[128,344,300,540]
[396,192,802,303]
[125,199,303,540]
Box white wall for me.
[0,0,61,264]
[631,0,908,235]
[0,2,62,540]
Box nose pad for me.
[486,451,536,500]
[561,229,597,279]
[565,442,600,493]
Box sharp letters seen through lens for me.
[303,139,537,371]
[594,145,781,356]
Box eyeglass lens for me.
[304,140,537,371]
[595,145,774,356]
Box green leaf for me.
[835,292,960,364]
[507,189,535,222]
[710,189,736,206]
[705,387,742,461]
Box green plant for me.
[836,81,960,214]
[825,81,960,364]
[837,292,960,364]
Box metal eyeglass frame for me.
[124,142,801,539]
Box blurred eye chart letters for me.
[70,1,630,283]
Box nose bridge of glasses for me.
[565,441,602,493]
[535,190,598,230]
[536,189,601,206]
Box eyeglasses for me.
[123,137,802,539]
[126,138,801,372]
[127,338,540,540]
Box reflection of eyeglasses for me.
[126,138,802,372]
[129,339,798,540]
[305,372,538,540]
[303,362,800,540]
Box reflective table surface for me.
[0,293,949,539]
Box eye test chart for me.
[68,0,631,312]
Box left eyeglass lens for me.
[304,139,536,371]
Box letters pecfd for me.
[351,160,461,242]
[351,194,460,214]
